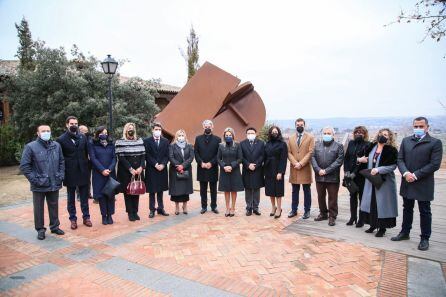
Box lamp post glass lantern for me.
[101,54,118,135]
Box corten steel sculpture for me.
[155,62,266,143]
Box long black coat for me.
[168,143,194,196]
[194,134,221,182]
[398,134,443,201]
[88,140,116,198]
[217,142,244,192]
[116,154,145,193]
[344,139,370,187]
[144,137,169,193]
[264,140,288,197]
[56,131,90,187]
[240,139,265,190]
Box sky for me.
[1,0,445,120]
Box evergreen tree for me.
[15,17,35,71]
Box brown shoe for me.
[328,217,336,226]
[70,220,78,230]
[314,214,328,221]
[83,218,92,227]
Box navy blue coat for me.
[240,139,265,189]
[88,140,117,199]
[144,137,169,193]
[56,131,90,187]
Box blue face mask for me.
[322,135,333,142]
[414,128,425,138]
[40,131,51,141]
[99,134,108,140]
[225,136,233,143]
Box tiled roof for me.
[119,75,181,94]
[0,60,19,76]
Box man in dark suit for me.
[392,116,443,251]
[240,127,265,216]
[144,123,169,218]
[194,120,221,214]
[56,116,92,229]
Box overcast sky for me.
[1,0,445,120]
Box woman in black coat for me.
[217,127,244,217]
[88,126,117,225]
[264,126,288,218]
[169,129,195,215]
[115,123,145,222]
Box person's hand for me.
[405,173,415,183]
[319,169,326,176]
[248,163,256,171]
[276,173,283,181]
[224,166,232,173]
[371,168,379,175]
[102,169,110,176]
[136,167,143,175]
[207,163,212,169]
[130,168,137,176]
[201,163,207,169]
[159,164,165,171]
[358,156,368,164]
[176,165,184,172]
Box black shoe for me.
[211,209,219,214]
[270,207,277,216]
[288,211,297,218]
[418,239,429,251]
[175,211,180,215]
[149,211,155,218]
[346,217,357,226]
[365,227,375,233]
[391,232,410,241]
[274,209,282,219]
[355,221,364,228]
[328,217,336,226]
[134,213,140,220]
[246,210,252,216]
[158,210,169,216]
[128,213,136,221]
[37,230,45,240]
[253,210,261,216]
[314,214,328,221]
[200,208,207,214]
[102,216,108,225]
[51,228,65,235]
[107,215,113,225]
[93,199,99,204]
[375,228,386,237]
[302,211,310,219]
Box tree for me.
[180,26,200,80]
[15,17,35,71]
[393,0,446,43]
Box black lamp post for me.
[101,54,118,135]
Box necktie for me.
[250,141,253,146]
[297,134,302,146]
[155,138,159,146]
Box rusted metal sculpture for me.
[155,62,266,143]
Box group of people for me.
[20,116,442,252]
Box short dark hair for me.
[413,116,428,125]
[295,118,306,125]
[246,127,257,133]
[66,116,78,124]
[94,126,107,139]
[152,122,163,129]
[36,124,50,132]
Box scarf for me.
[176,141,186,149]
[115,138,145,156]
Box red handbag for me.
[126,174,146,195]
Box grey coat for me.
[217,142,244,192]
[20,138,65,192]
[168,143,194,196]
[311,140,344,183]
[398,134,443,201]
[361,144,399,219]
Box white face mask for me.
[153,130,162,138]
[247,134,256,141]
[177,136,185,143]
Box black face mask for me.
[378,135,388,144]
[354,135,364,142]
[69,125,78,133]
[271,133,278,140]
[204,128,212,135]
[296,126,304,133]
[127,130,135,137]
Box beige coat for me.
[287,132,315,184]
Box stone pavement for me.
[0,177,445,296]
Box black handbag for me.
[359,169,384,189]
[176,170,190,180]
[102,176,121,198]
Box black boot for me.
[128,212,136,221]
[346,217,357,226]
[102,216,108,225]
[375,228,386,237]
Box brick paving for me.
[0,181,444,296]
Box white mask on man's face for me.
[153,130,162,138]
[247,134,256,141]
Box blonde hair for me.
[122,122,137,140]
[374,128,397,148]
[221,127,236,146]
[172,129,188,144]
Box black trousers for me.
[149,192,165,212]
[200,181,217,210]
[349,179,364,220]
[98,195,115,217]
[67,185,90,221]
[401,198,432,240]
[33,191,60,231]
[291,184,311,213]
[245,188,260,211]
[124,194,139,214]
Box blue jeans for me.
[401,198,432,240]
[67,185,90,221]
[291,184,311,213]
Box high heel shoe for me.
[365,227,375,233]
[355,221,364,228]
[270,207,277,217]
[182,206,188,215]
[375,228,386,237]
[225,210,230,217]
[274,209,282,219]
[346,217,357,226]
[229,209,235,217]
[175,211,180,215]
